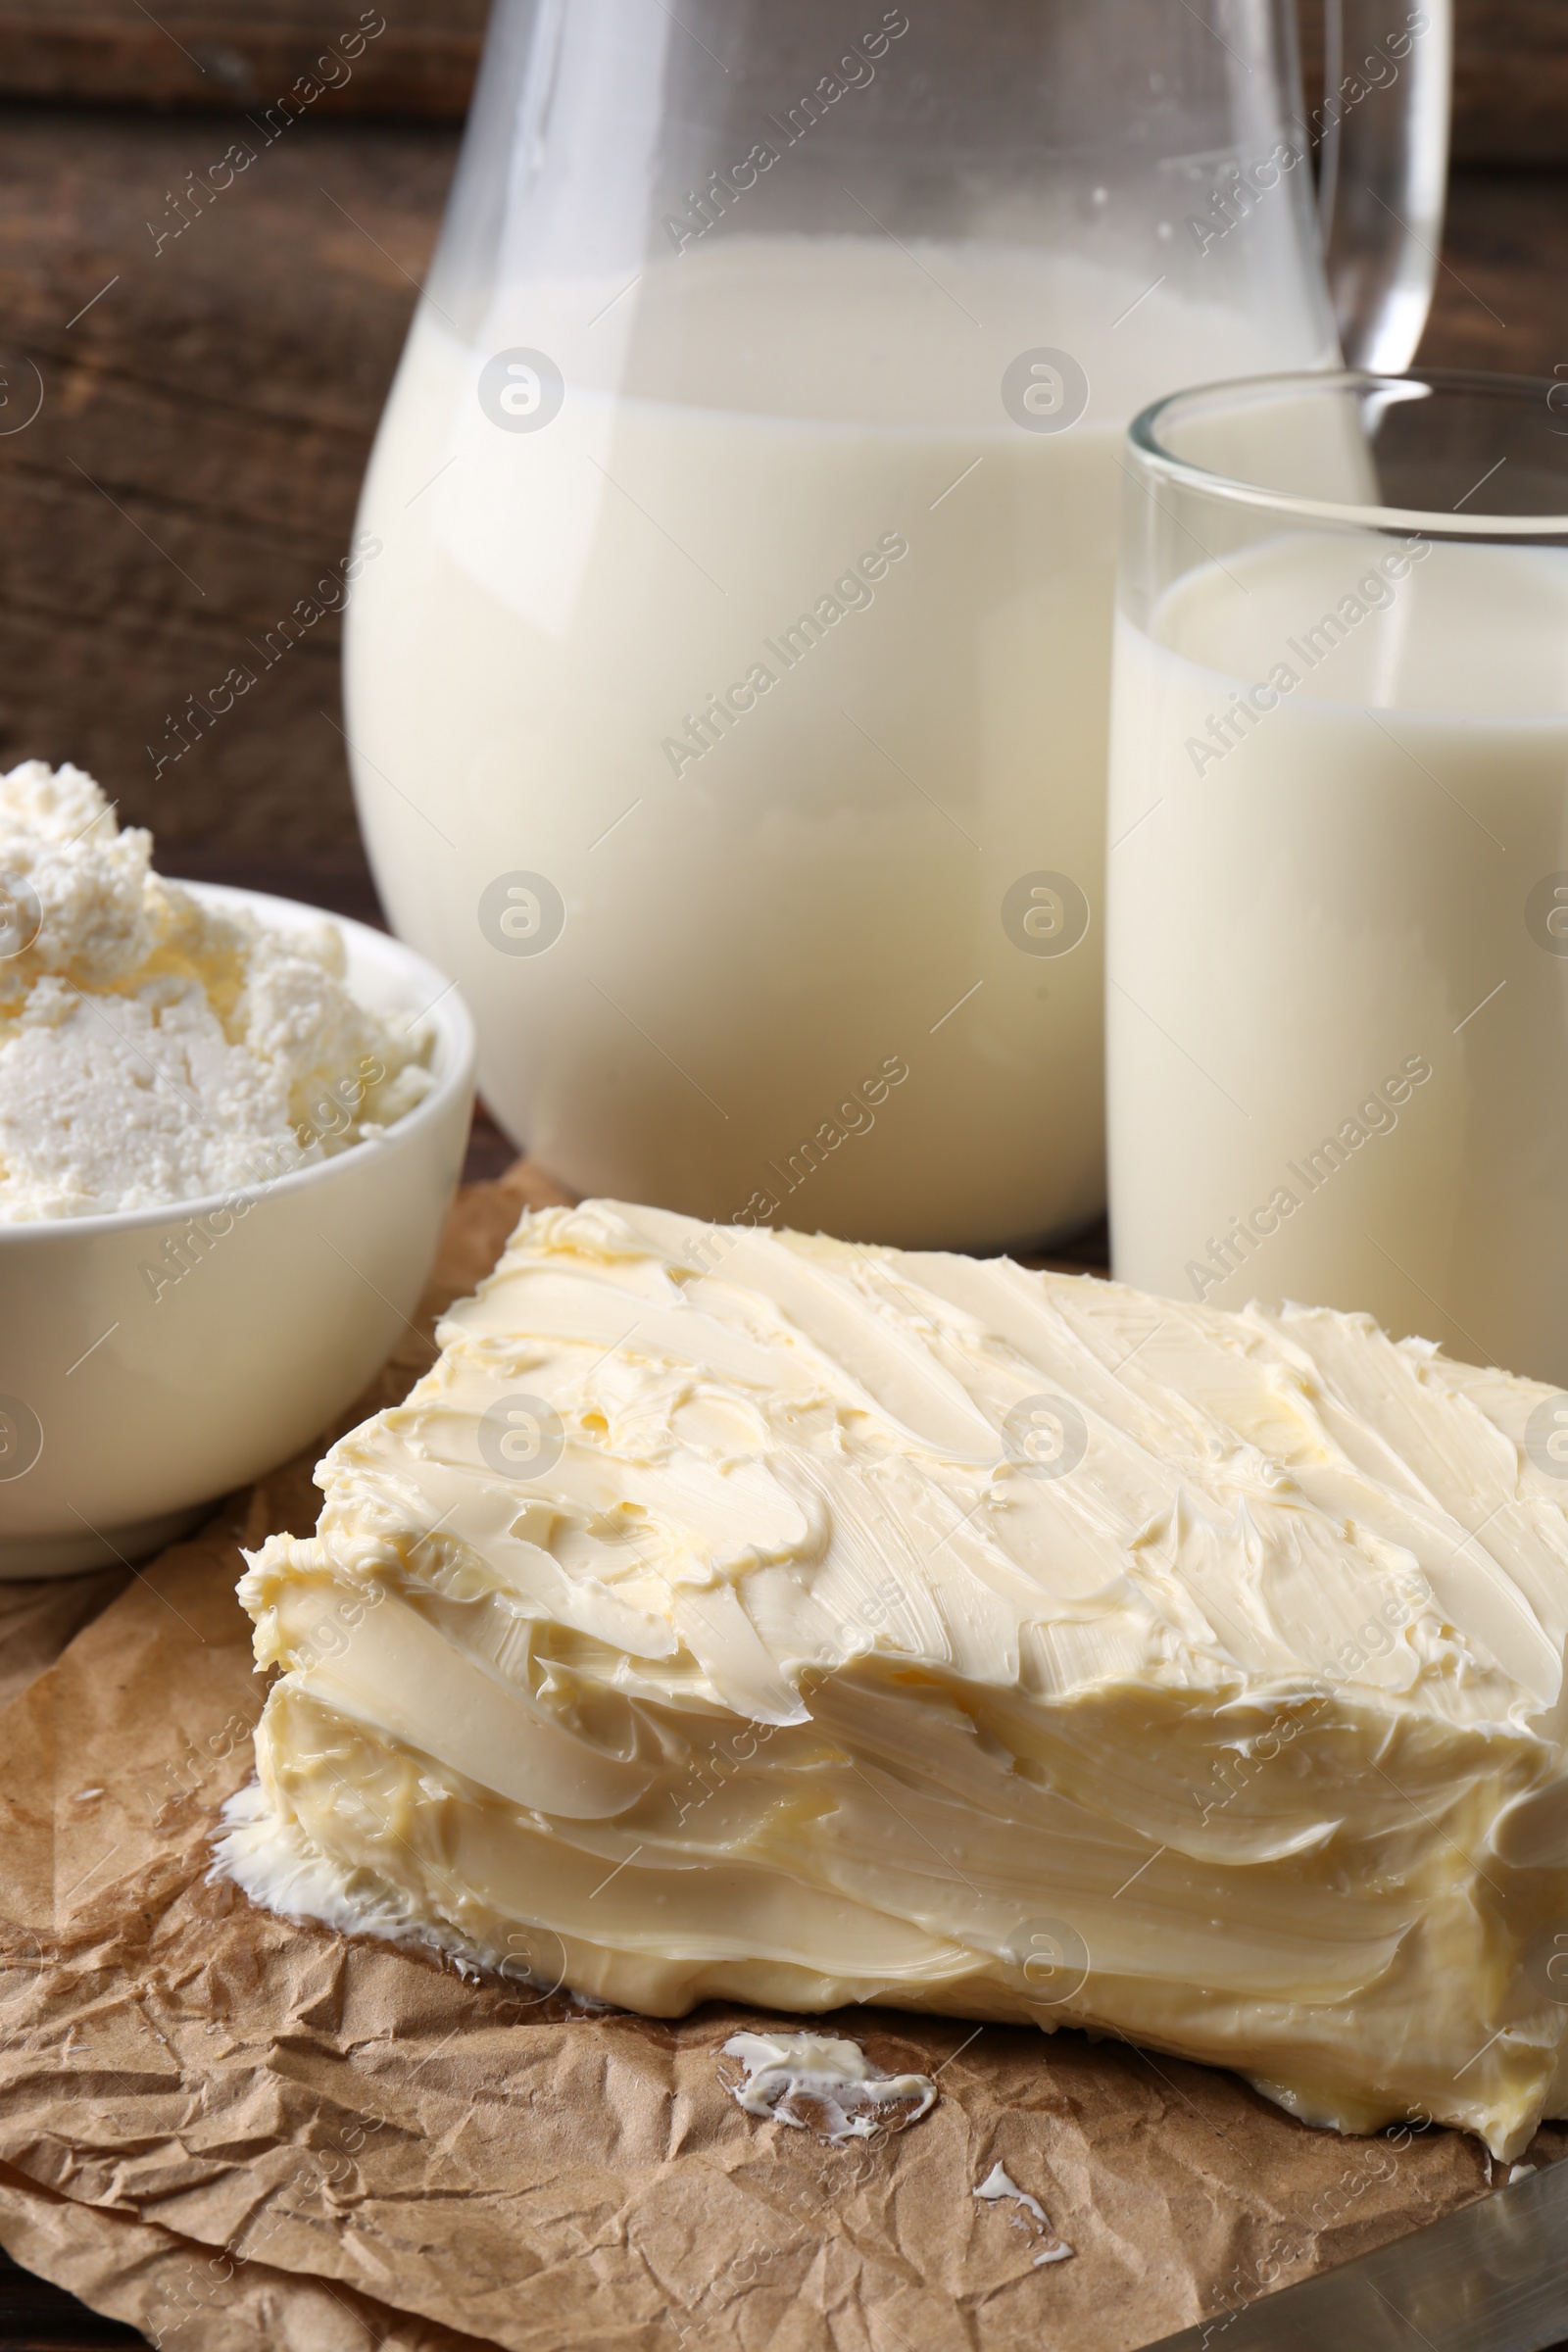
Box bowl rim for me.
[0,878,478,1245]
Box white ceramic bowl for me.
[0,884,476,1578]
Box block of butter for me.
[219,1200,1568,2159]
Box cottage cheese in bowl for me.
[0,760,432,1220]
[0,761,475,1578]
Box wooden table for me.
[0,2,1564,2342]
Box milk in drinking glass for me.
[1107,372,1568,1384]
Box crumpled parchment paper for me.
[0,1162,1560,2352]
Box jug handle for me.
[1313,0,1452,370]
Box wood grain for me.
[1420,170,1568,375]
[0,103,453,865]
[0,0,484,118]
[0,0,1561,160]
[1449,0,1568,164]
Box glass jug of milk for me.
[345,0,1450,1249]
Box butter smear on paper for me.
[974,2162,1075,2265]
[721,2031,938,2139]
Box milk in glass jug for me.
[345,0,1449,1247]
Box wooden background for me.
[0,0,1563,923]
[0,1,1566,2343]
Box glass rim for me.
[1128,368,1568,541]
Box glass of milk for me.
[1107,368,1568,1382]
[346,0,1450,1250]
